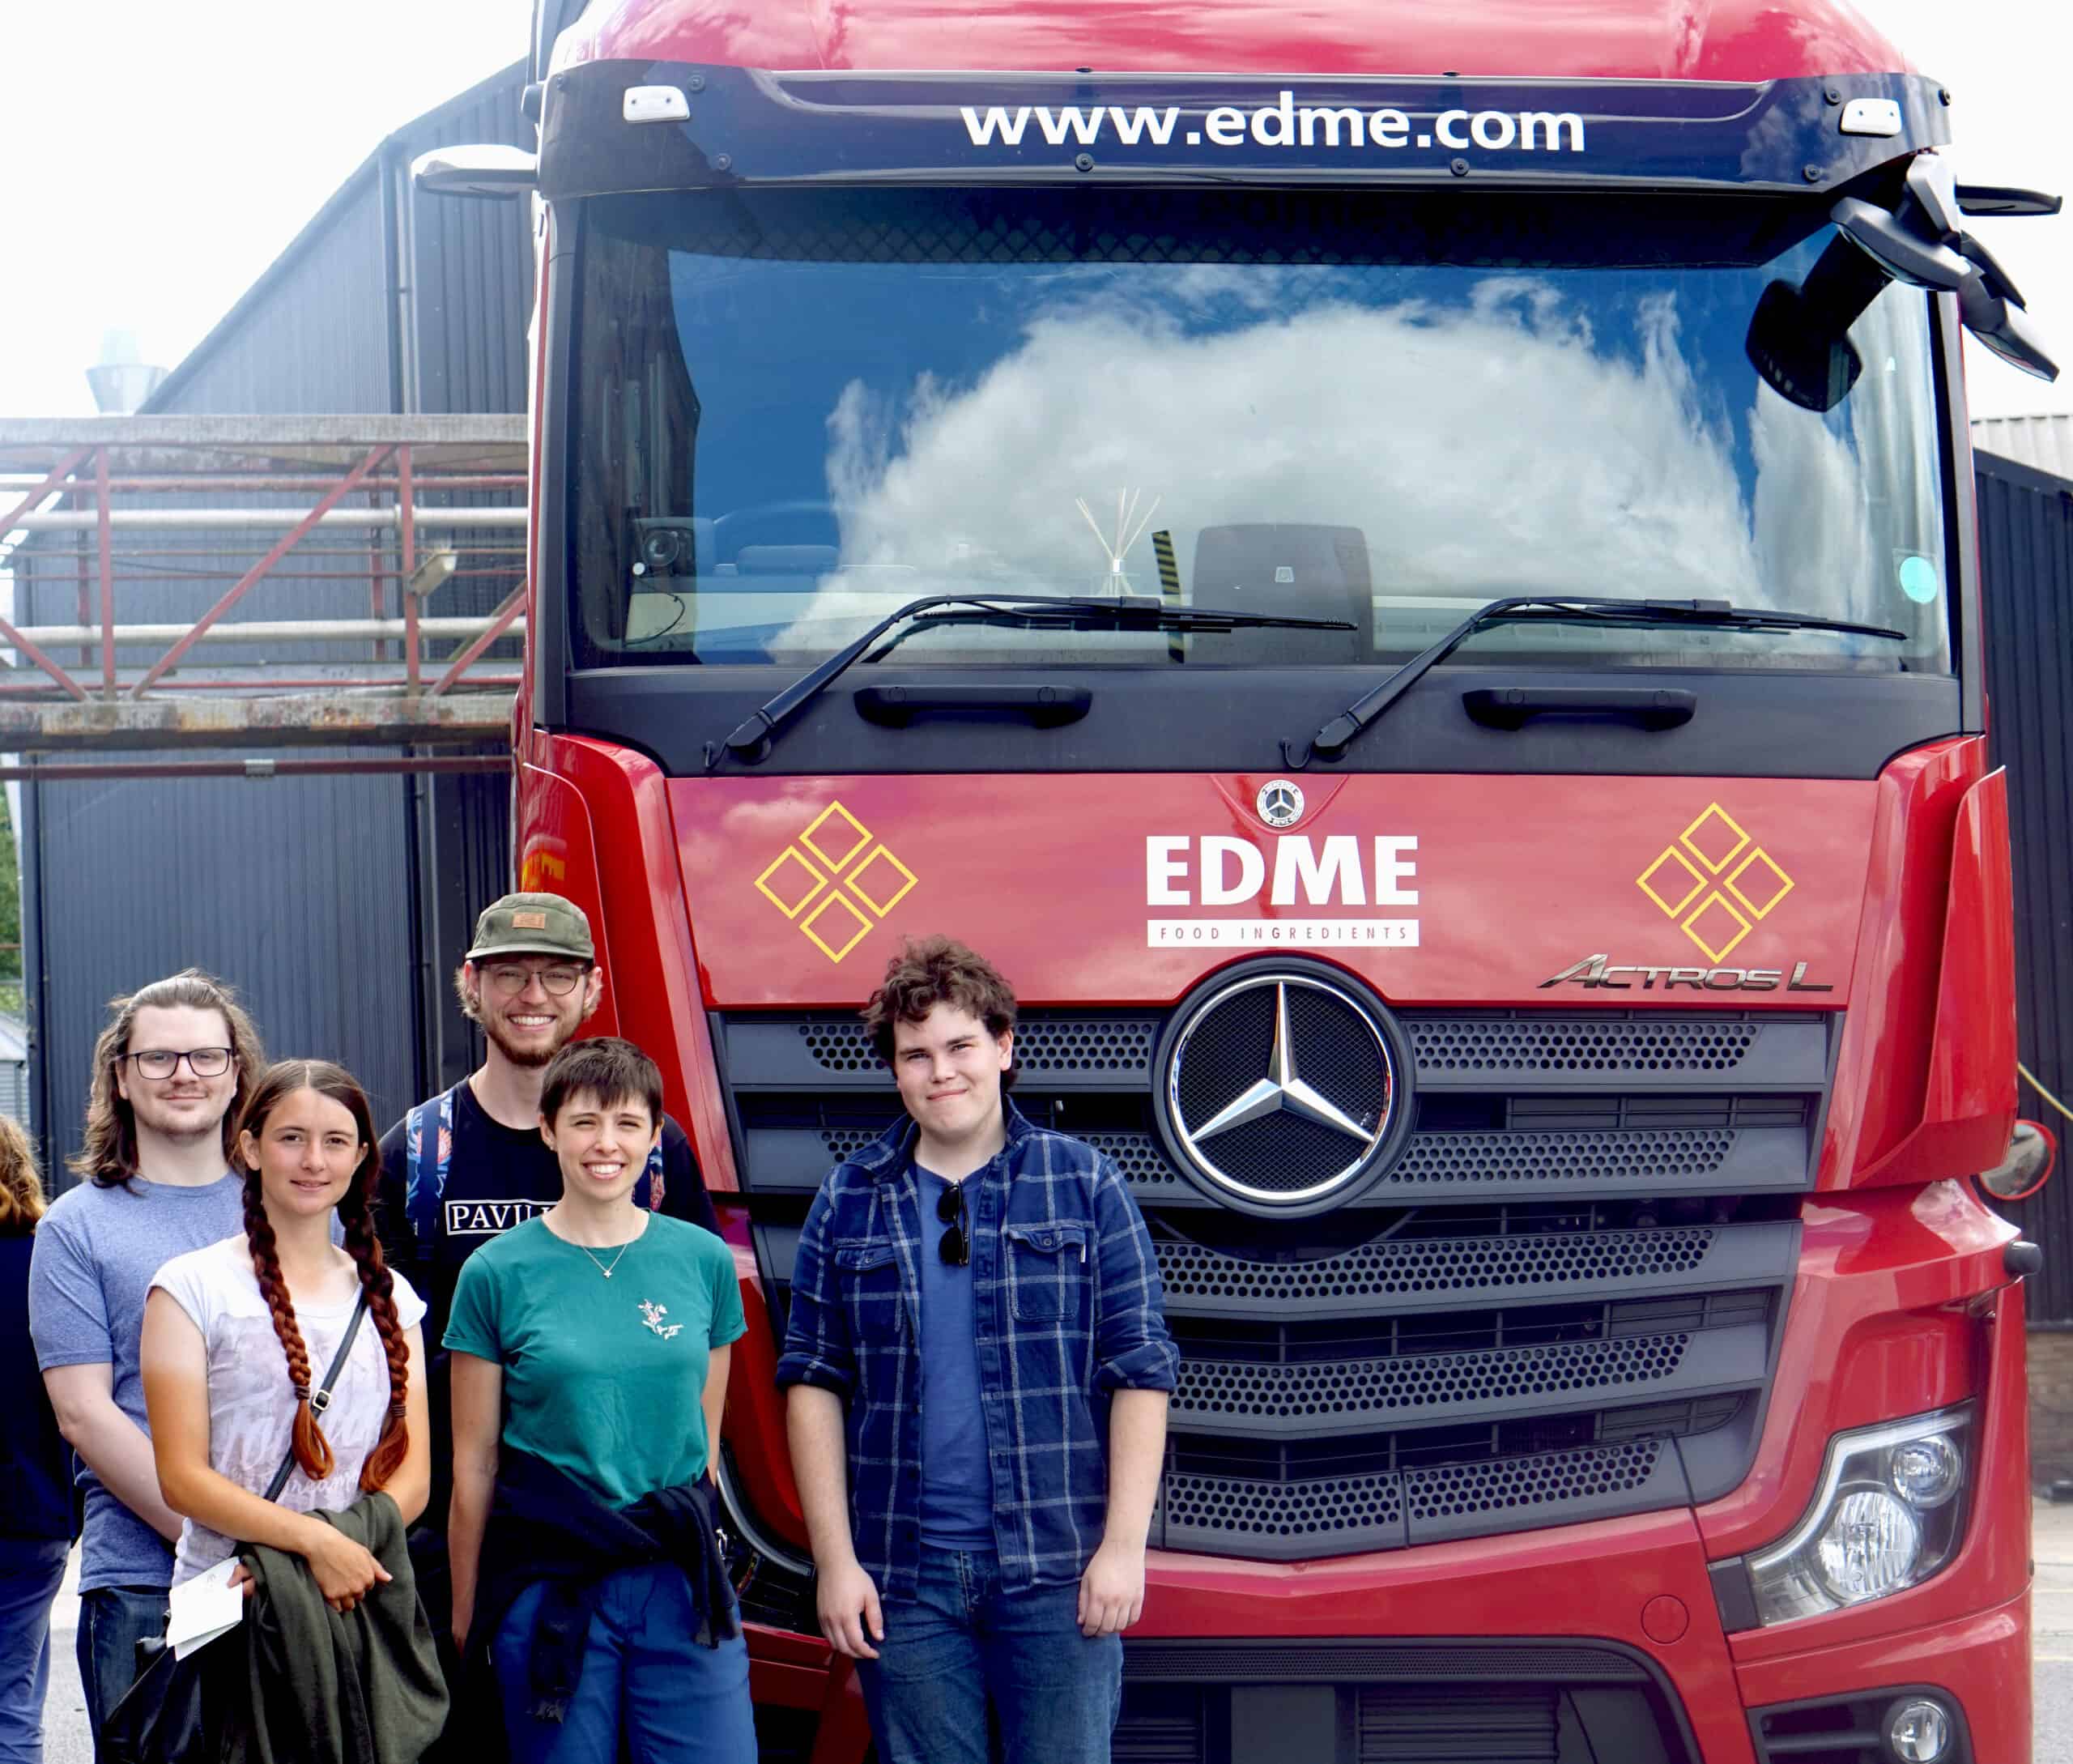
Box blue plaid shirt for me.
[775,1100,1178,1598]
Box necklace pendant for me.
[602,1268,612,1278]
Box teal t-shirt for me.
[445,1214,745,1508]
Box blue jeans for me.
[493,1562,756,1764]
[857,1552,1122,1764]
[74,1581,168,1764]
[0,1539,70,1764]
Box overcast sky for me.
[0,0,2068,420]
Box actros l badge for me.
[1540,953,1834,992]
[1255,779,1305,829]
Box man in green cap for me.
[372,892,719,1655]
[377,891,717,1323]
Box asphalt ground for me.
[35,1511,2073,1761]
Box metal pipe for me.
[0,616,526,649]
[0,675,521,696]
[401,445,419,692]
[0,475,523,493]
[11,506,526,531]
[0,754,510,782]
[94,448,116,695]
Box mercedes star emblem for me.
[1190,981,1373,1144]
[1256,779,1305,829]
[1158,965,1401,1212]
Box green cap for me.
[466,893,595,963]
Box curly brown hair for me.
[861,936,1018,1089]
[234,1060,410,1493]
[72,970,266,1189]
[0,1115,45,1236]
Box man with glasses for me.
[372,892,717,1660]
[779,937,1176,1764]
[30,970,263,1754]
[377,891,718,1331]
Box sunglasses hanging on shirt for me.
[936,1180,969,1267]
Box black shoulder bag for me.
[103,1291,370,1764]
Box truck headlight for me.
[1745,1405,1973,1625]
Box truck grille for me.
[1116,1640,1697,1764]
[715,998,1824,1559]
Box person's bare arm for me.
[381,1323,433,1529]
[1077,1387,1169,1638]
[702,1344,730,1481]
[448,1350,503,1650]
[785,1383,880,1660]
[139,1291,391,1610]
[43,1363,185,1544]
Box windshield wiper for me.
[1298,595,1908,765]
[709,592,1354,769]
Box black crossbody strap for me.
[263,1289,370,1502]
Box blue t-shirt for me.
[28,1172,245,1591]
[916,1168,994,1551]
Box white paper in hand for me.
[168,1558,244,1660]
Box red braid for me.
[241,1174,335,1481]
[340,1191,411,1491]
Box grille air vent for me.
[1411,1017,1759,1074]
[1163,1467,1405,1540]
[1174,1333,1692,1425]
[1403,1439,1663,1522]
[1388,1129,1735,1187]
[1156,1229,1718,1306]
[794,1016,1156,1074]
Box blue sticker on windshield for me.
[1898,556,1939,604]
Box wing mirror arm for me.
[411,144,538,199]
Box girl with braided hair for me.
[139,1060,433,1616]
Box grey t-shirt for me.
[28,1172,245,1592]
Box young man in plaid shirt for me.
[778,936,1177,1763]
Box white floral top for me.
[151,1235,424,1583]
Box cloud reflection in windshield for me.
[737,267,1943,666]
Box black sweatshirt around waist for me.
[465,1447,739,1733]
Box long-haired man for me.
[28,970,264,1754]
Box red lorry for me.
[426,1,2062,1757]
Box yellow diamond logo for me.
[846,845,918,917]
[799,801,872,872]
[756,801,918,961]
[1679,803,1750,873]
[754,846,827,920]
[1681,892,1753,963]
[800,893,874,963]
[1637,804,1794,961]
[1726,847,1793,921]
[1637,846,1708,919]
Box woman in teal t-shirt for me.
[445,1037,751,1764]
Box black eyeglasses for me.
[936,1181,969,1267]
[482,962,586,997]
[120,1047,233,1080]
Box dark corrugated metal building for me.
[1977,441,2073,1326]
[23,64,530,1170]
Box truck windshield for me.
[566,185,1951,675]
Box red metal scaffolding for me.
[0,416,527,757]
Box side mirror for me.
[1746,281,1862,413]
[412,144,538,199]
[1832,197,1973,291]
[1960,275,2061,381]
[1955,184,2063,219]
[1979,1118,2058,1202]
